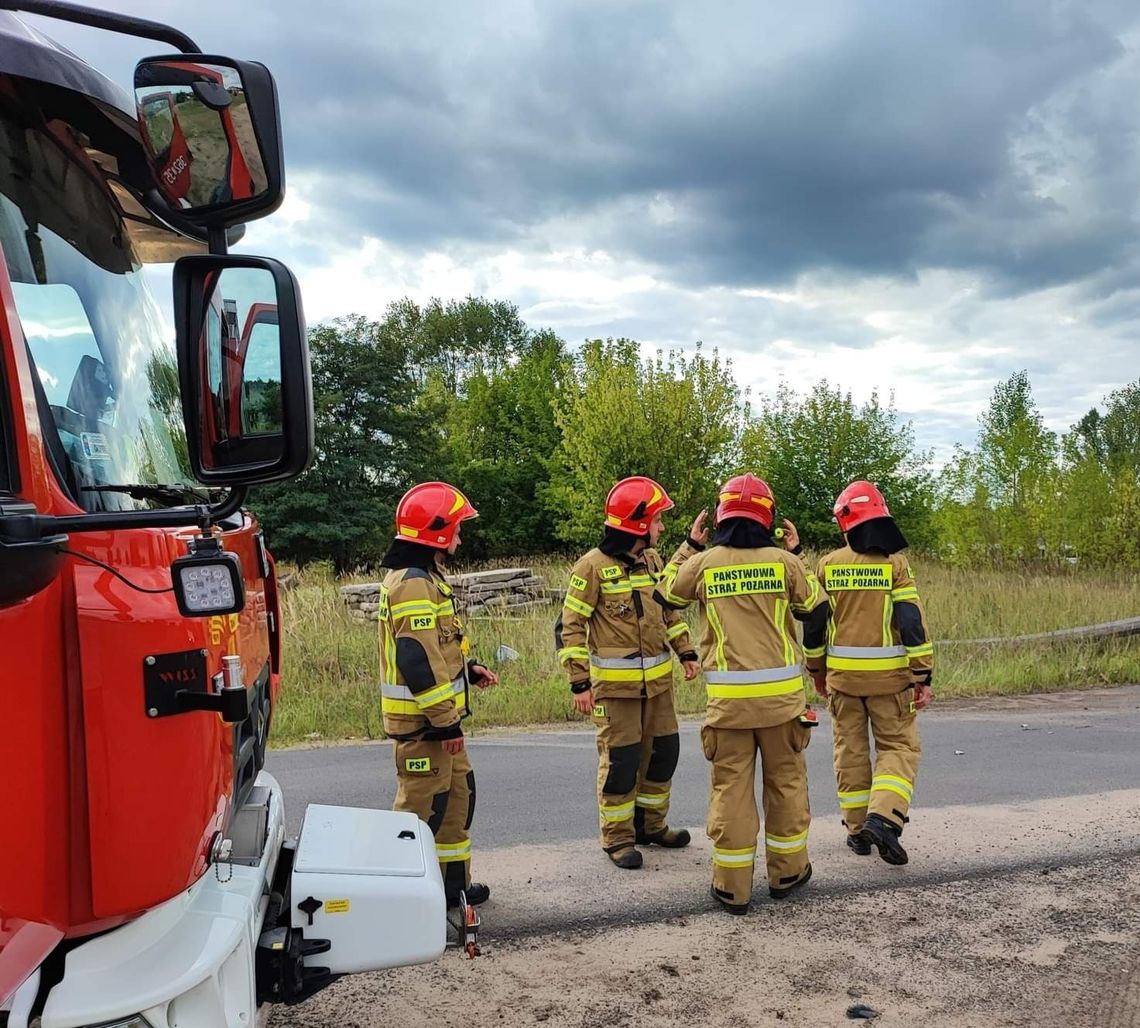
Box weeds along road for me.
[267,687,1140,1027]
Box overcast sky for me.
[33,0,1140,461]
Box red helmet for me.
[716,474,776,528]
[395,481,478,549]
[604,476,674,536]
[833,480,890,533]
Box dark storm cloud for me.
[40,0,1140,295]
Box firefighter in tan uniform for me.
[379,481,500,906]
[556,477,701,869]
[814,480,933,866]
[655,475,830,914]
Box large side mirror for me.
[173,255,313,485]
[135,55,285,228]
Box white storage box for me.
[291,805,446,973]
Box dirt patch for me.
[273,857,1140,1028]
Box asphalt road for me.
[268,686,1140,844]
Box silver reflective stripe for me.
[380,674,465,700]
[590,651,672,671]
[827,645,907,658]
[704,664,802,684]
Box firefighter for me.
[655,474,830,914]
[814,480,933,866]
[378,481,500,906]
[555,477,701,869]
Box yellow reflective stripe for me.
[712,846,756,867]
[775,597,794,666]
[706,602,728,671]
[803,643,826,658]
[706,677,803,700]
[635,791,669,808]
[558,646,590,664]
[666,622,689,641]
[564,595,595,617]
[827,654,909,671]
[435,839,472,863]
[389,600,436,618]
[882,593,893,648]
[381,696,420,716]
[592,662,674,683]
[600,581,633,595]
[629,574,656,588]
[390,598,453,619]
[599,801,635,822]
[872,774,913,801]
[838,790,871,809]
[657,564,689,607]
[385,630,397,683]
[891,587,919,603]
[765,829,809,852]
[906,642,934,658]
[790,572,821,613]
[415,681,457,708]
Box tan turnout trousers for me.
[592,689,679,851]
[829,687,920,835]
[701,718,812,905]
[393,739,475,897]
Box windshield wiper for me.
[82,483,216,505]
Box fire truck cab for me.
[0,4,446,1026]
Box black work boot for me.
[769,862,813,900]
[606,846,644,870]
[847,832,872,856]
[636,826,691,848]
[711,885,750,916]
[446,882,490,908]
[861,814,908,865]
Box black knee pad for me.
[646,732,680,782]
[464,770,477,831]
[443,860,467,899]
[427,790,450,835]
[602,742,641,795]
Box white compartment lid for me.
[295,805,427,877]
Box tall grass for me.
[271,558,1140,747]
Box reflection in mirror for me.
[199,267,284,472]
[12,281,192,510]
[135,61,268,211]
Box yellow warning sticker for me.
[823,564,893,591]
[600,565,623,580]
[324,899,350,914]
[410,614,436,631]
[704,562,786,598]
[405,757,433,773]
[570,574,588,591]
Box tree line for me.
[248,298,1140,571]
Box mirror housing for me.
[134,54,285,229]
[173,254,313,486]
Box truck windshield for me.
[0,109,194,512]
